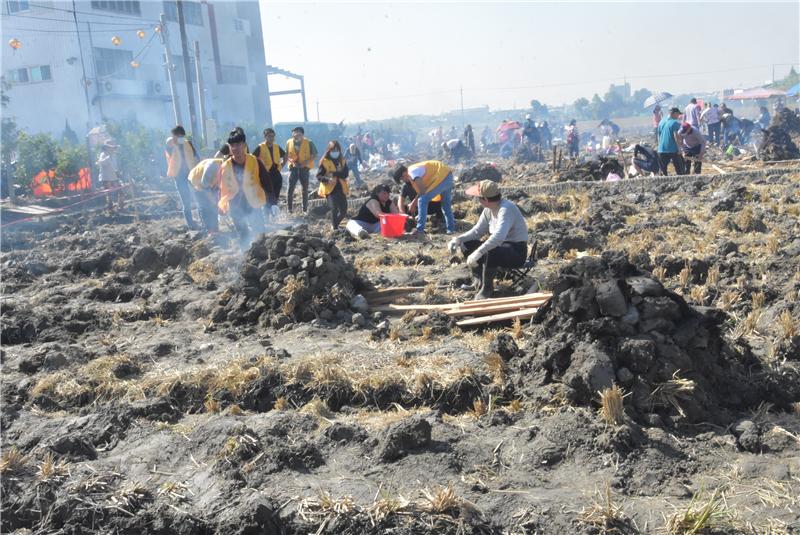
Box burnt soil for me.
[2,165,800,534]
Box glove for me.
[466,251,482,269]
[448,237,461,254]
[271,205,279,218]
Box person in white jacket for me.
[96,142,124,212]
[447,180,529,299]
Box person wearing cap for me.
[252,128,286,221]
[392,160,455,236]
[345,142,365,187]
[448,180,528,300]
[677,122,707,175]
[96,141,124,212]
[218,129,272,248]
[285,126,318,213]
[346,184,398,239]
[165,125,199,229]
[657,107,686,175]
[188,157,224,232]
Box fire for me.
[31,168,92,197]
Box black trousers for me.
[462,240,526,269]
[287,166,309,213]
[327,180,348,229]
[658,152,686,176]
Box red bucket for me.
[379,213,409,238]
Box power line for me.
[5,25,158,34]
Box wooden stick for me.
[388,292,552,311]
[457,307,540,327]
[712,164,726,175]
[446,299,550,317]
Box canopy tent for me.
[786,83,800,97]
[725,87,786,101]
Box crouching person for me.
[346,184,397,239]
[448,180,528,300]
[188,158,223,232]
[218,129,269,248]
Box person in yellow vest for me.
[164,125,199,229]
[188,157,224,232]
[398,180,443,230]
[391,160,455,235]
[316,140,350,230]
[252,127,286,221]
[285,126,318,214]
[218,129,272,248]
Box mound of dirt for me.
[512,253,795,426]
[459,163,502,183]
[554,156,623,182]
[512,143,545,164]
[213,226,358,328]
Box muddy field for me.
[2,157,800,534]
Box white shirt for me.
[700,107,720,124]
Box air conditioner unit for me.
[147,80,164,95]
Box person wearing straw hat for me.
[447,180,528,300]
[96,141,124,213]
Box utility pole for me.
[176,0,199,138]
[300,76,308,122]
[158,14,182,126]
[193,41,208,148]
[316,101,320,122]
[460,86,465,129]
[71,0,94,190]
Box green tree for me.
[55,143,84,180]
[529,99,549,118]
[572,97,590,119]
[13,132,58,188]
[105,119,165,181]
[631,88,653,109]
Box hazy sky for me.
[260,1,799,123]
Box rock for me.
[162,243,187,267]
[595,280,628,317]
[616,367,634,385]
[617,337,655,374]
[639,297,681,321]
[49,433,97,461]
[626,276,664,297]
[351,313,366,327]
[132,245,160,271]
[563,342,615,403]
[350,294,369,314]
[489,333,521,361]
[716,240,739,256]
[733,420,761,453]
[215,492,282,535]
[378,416,432,462]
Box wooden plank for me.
[456,307,540,327]
[363,286,426,297]
[446,298,551,317]
[388,293,552,312]
[712,164,726,175]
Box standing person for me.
[463,124,476,155]
[684,98,701,128]
[285,126,317,214]
[188,157,223,232]
[677,122,707,175]
[218,129,269,248]
[448,180,529,300]
[316,141,350,231]
[539,121,552,149]
[652,105,663,144]
[252,128,286,221]
[565,119,580,158]
[522,115,540,146]
[345,143,365,187]
[657,107,685,175]
[392,160,455,236]
[165,125,199,229]
[97,141,124,212]
[346,184,398,239]
[701,103,722,146]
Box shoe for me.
[475,268,496,300]
[357,229,369,239]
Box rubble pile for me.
[459,162,502,183]
[760,108,800,161]
[213,226,358,328]
[512,253,796,426]
[513,143,545,164]
[554,156,623,182]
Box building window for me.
[90,1,141,16]
[221,65,246,85]
[233,18,248,33]
[93,47,134,79]
[163,1,203,25]
[30,65,51,82]
[7,0,30,13]
[6,68,29,83]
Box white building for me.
[1,0,271,142]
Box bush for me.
[105,119,166,182]
[55,143,85,179]
[13,132,58,189]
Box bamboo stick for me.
[456,307,541,326]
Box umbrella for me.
[643,92,673,109]
[498,121,522,131]
[784,82,800,97]
[725,87,786,101]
